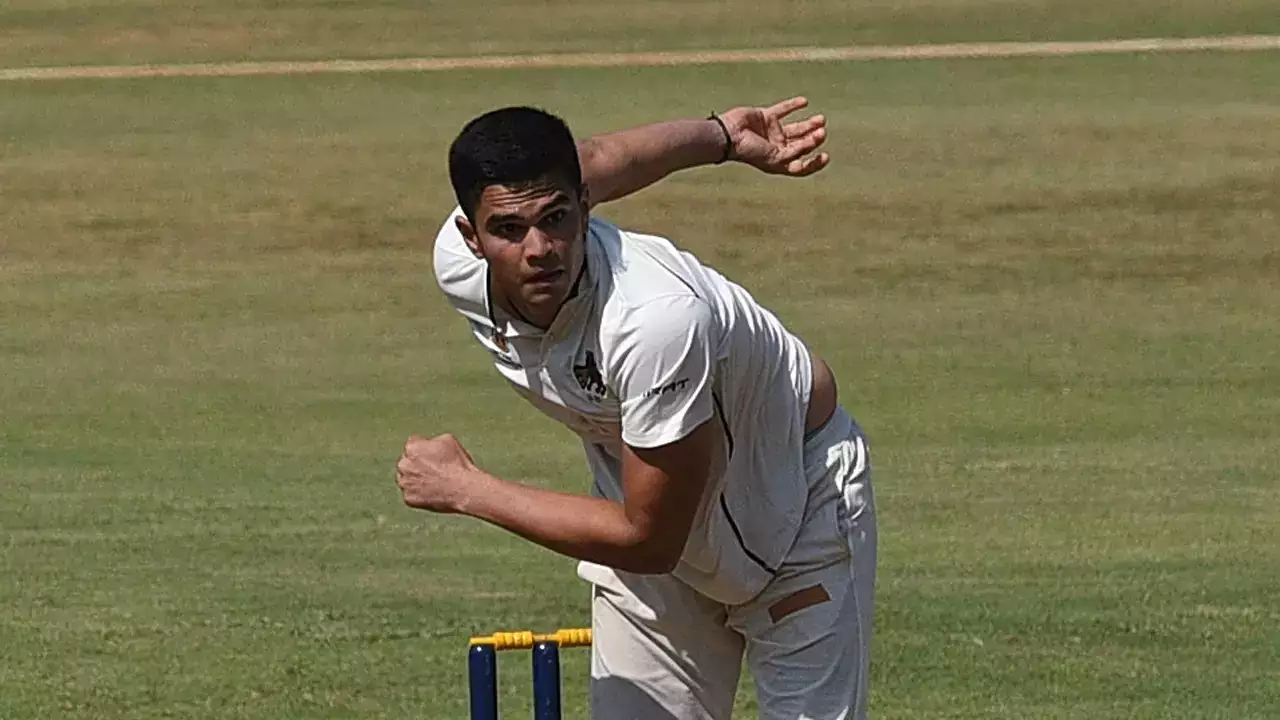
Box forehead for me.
[476,178,576,220]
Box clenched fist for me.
[395,434,478,513]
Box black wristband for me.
[708,113,733,164]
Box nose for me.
[524,227,556,263]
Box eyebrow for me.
[485,194,572,227]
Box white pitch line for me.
[2,34,1279,82]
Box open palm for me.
[720,96,830,177]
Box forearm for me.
[578,117,728,206]
[456,469,678,574]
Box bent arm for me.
[453,297,720,574]
[577,118,729,207]
[454,420,716,574]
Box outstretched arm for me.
[578,96,830,207]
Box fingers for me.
[776,125,828,164]
[785,152,830,177]
[764,96,809,120]
[405,432,453,449]
[783,113,825,140]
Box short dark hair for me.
[448,106,583,219]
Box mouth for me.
[526,268,565,286]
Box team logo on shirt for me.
[573,350,608,400]
[485,328,523,370]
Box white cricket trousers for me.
[587,406,878,719]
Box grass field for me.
[3,2,1280,719]
[3,0,1280,68]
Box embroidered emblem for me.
[573,350,607,399]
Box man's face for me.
[457,176,588,330]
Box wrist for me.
[452,468,498,516]
[706,113,735,164]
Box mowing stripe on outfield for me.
[2,34,1279,81]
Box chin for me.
[530,294,565,316]
[526,281,568,306]
[518,291,560,321]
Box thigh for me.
[730,413,879,720]
[734,551,876,720]
[589,571,745,720]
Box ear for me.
[455,215,484,260]
[579,183,592,213]
[578,191,591,236]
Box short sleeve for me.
[432,206,489,324]
[607,295,717,449]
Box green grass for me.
[2,0,1279,67]
[3,3,1280,717]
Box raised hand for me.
[718,96,830,177]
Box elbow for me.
[618,535,684,575]
[627,553,680,575]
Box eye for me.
[541,209,568,227]
[495,222,525,239]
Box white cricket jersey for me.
[433,208,814,605]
